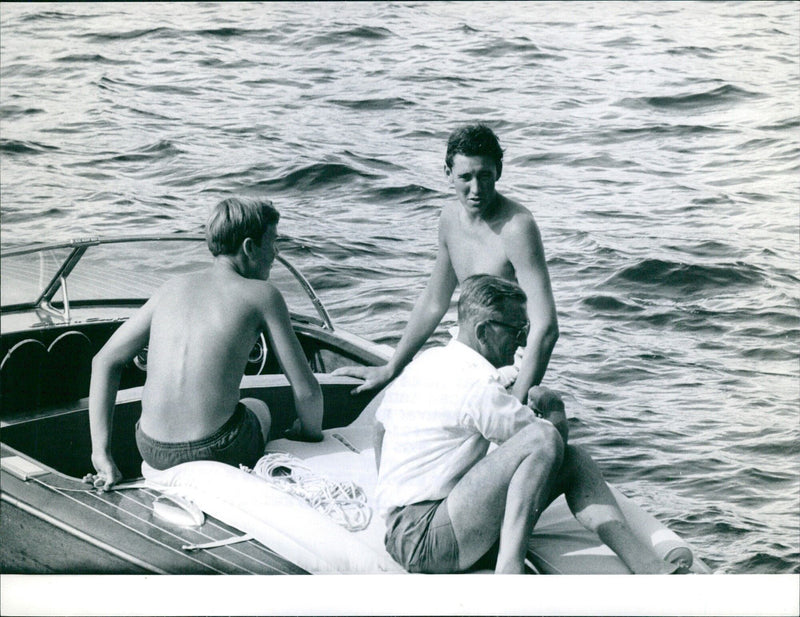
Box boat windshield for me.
[0,237,331,327]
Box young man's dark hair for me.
[445,124,504,178]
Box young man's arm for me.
[262,284,324,442]
[87,299,155,491]
[373,421,385,471]
[333,217,458,393]
[505,214,559,403]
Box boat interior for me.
[1,321,380,482]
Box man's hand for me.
[84,452,123,492]
[332,364,395,395]
[527,386,568,444]
[283,418,324,443]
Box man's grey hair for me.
[457,274,527,325]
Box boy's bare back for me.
[87,197,323,491]
[140,266,277,442]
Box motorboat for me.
[0,235,711,574]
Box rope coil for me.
[247,453,372,532]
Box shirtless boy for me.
[335,124,557,402]
[85,197,323,491]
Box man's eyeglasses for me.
[487,319,530,347]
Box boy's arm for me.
[87,299,155,491]
[506,215,559,402]
[262,284,323,442]
[333,218,458,393]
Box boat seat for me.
[1,339,48,413]
[43,331,93,405]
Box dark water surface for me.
[1,2,798,576]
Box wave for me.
[465,44,564,62]
[18,9,84,22]
[758,116,800,132]
[363,184,440,204]
[0,106,45,120]
[0,139,58,155]
[666,46,718,59]
[82,25,280,43]
[733,552,799,575]
[300,26,393,49]
[340,25,393,40]
[667,239,739,259]
[608,258,764,293]
[80,27,175,42]
[254,163,380,192]
[328,97,416,111]
[620,84,760,110]
[581,294,644,313]
[55,53,132,65]
[67,140,182,166]
[599,124,727,143]
[191,27,262,38]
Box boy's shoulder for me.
[164,268,282,303]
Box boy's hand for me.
[283,419,323,443]
[84,452,123,492]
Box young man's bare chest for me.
[444,218,516,283]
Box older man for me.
[374,274,681,574]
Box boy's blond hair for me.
[206,197,280,256]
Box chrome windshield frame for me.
[1,235,335,330]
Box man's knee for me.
[519,420,564,465]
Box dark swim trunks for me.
[135,402,265,471]
[384,499,460,573]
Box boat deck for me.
[1,446,306,574]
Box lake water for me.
[1,1,798,578]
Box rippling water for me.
[1,2,798,575]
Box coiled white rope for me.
[247,453,372,532]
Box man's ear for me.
[444,163,453,181]
[475,321,489,345]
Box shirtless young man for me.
[335,124,557,403]
[85,197,323,491]
[374,275,682,574]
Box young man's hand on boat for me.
[332,364,395,395]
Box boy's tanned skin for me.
[335,125,558,403]
[86,198,323,491]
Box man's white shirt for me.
[375,339,536,518]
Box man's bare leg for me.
[494,449,564,573]
[553,444,676,574]
[445,420,564,573]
